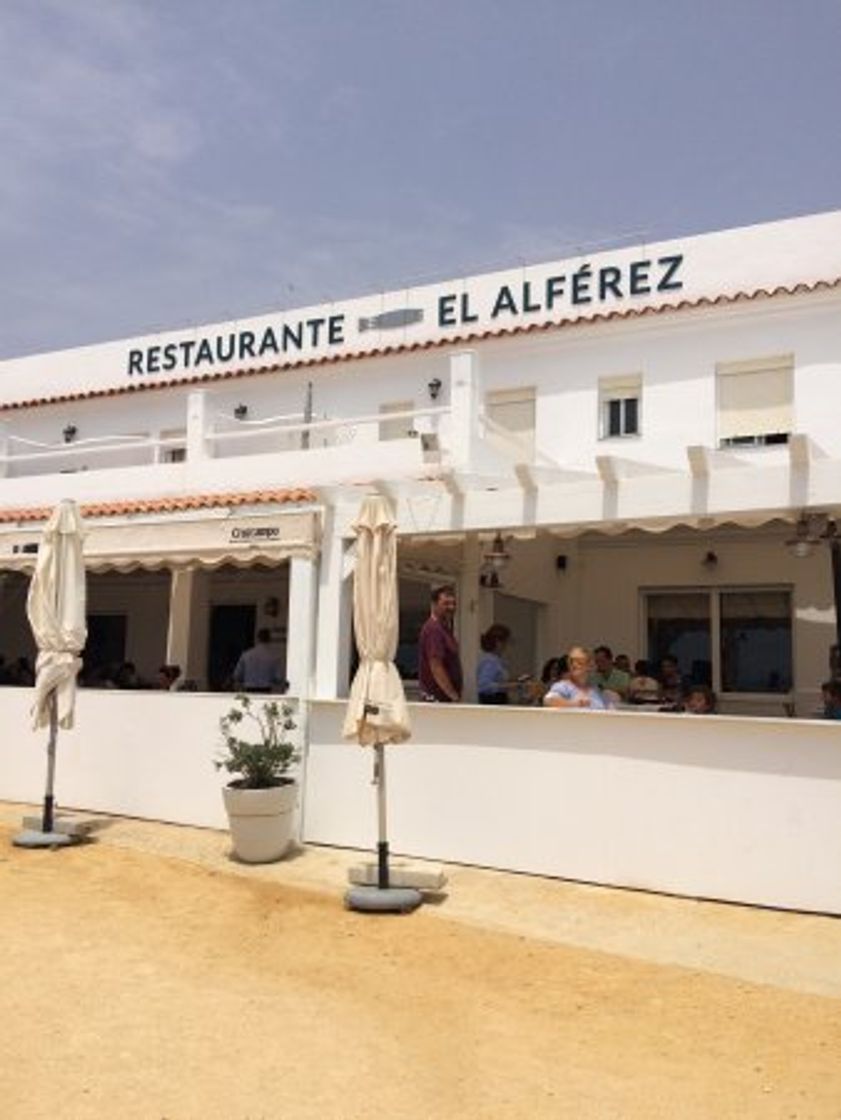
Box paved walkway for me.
[3,799,840,999]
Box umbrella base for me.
[345,885,423,914]
[12,829,76,849]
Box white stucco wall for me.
[2,690,840,915]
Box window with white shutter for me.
[484,387,536,458]
[717,357,793,447]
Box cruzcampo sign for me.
[125,251,684,379]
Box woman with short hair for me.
[544,646,616,710]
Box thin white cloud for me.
[1,0,840,358]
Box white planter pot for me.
[222,782,298,863]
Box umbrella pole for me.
[345,742,420,912]
[374,742,390,890]
[42,692,59,835]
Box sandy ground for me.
[2,810,841,1120]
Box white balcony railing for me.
[0,404,450,480]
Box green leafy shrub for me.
[216,694,299,789]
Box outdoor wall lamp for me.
[701,550,719,570]
[427,377,443,401]
[233,404,249,421]
[480,532,511,588]
[264,595,280,618]
[62,424,78,444]
[786,512,837,560]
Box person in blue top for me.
[544,645,616,710]
[476,624,514,704]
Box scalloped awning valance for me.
[0,509,320,573]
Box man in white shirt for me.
[233,629,286,693]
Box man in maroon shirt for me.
[418,584,463,702]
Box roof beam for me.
[438,469,464,498]
[686,444,750,476]
[789,433,826,469]
[596,455,618,484]
[513,463,538,494]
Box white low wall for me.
[0,689,238,831]
[1,689,840,914]
[304,701,841,915]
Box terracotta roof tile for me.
[3,279,839,413]
[0,487,316,524]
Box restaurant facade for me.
[1,210,840,913]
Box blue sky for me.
[2,0,840,357]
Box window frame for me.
[715,355,794,449]
[598,375,642,441]
[640,584,794,699]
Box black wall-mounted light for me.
[480,532,511,588]
[233,404,249,421]
[702,550,719,570]
[427,377,442,401]
[62,424,78,444]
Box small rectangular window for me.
[599,376,641,439]
[484,387,536,458]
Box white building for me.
[2,210,841,913]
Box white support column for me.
[165,567,209,687]
[448,350,482,470]
[186,391,210,462]
[457,536,484,703]
[314,507,353,699]
[287,553,319,699]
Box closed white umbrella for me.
[342,495,410,747]
[342,495,419,913]
[15,500,86,847]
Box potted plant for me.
[216,694,299,863]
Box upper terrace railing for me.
[0,403,451,480]
[0,354,499,498]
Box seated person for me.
[614,653,631,675]
[522,655,567,705]
[157,664,182,691]
[658,655,687,705]
[544,646,616,710]
[684,684,717,715]
[821,679,841,720]
[540,656,562,688]
[591,645,630,700]
[628,659,661,704]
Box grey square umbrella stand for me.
[14,695,76,849]
[345,743,422,914]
